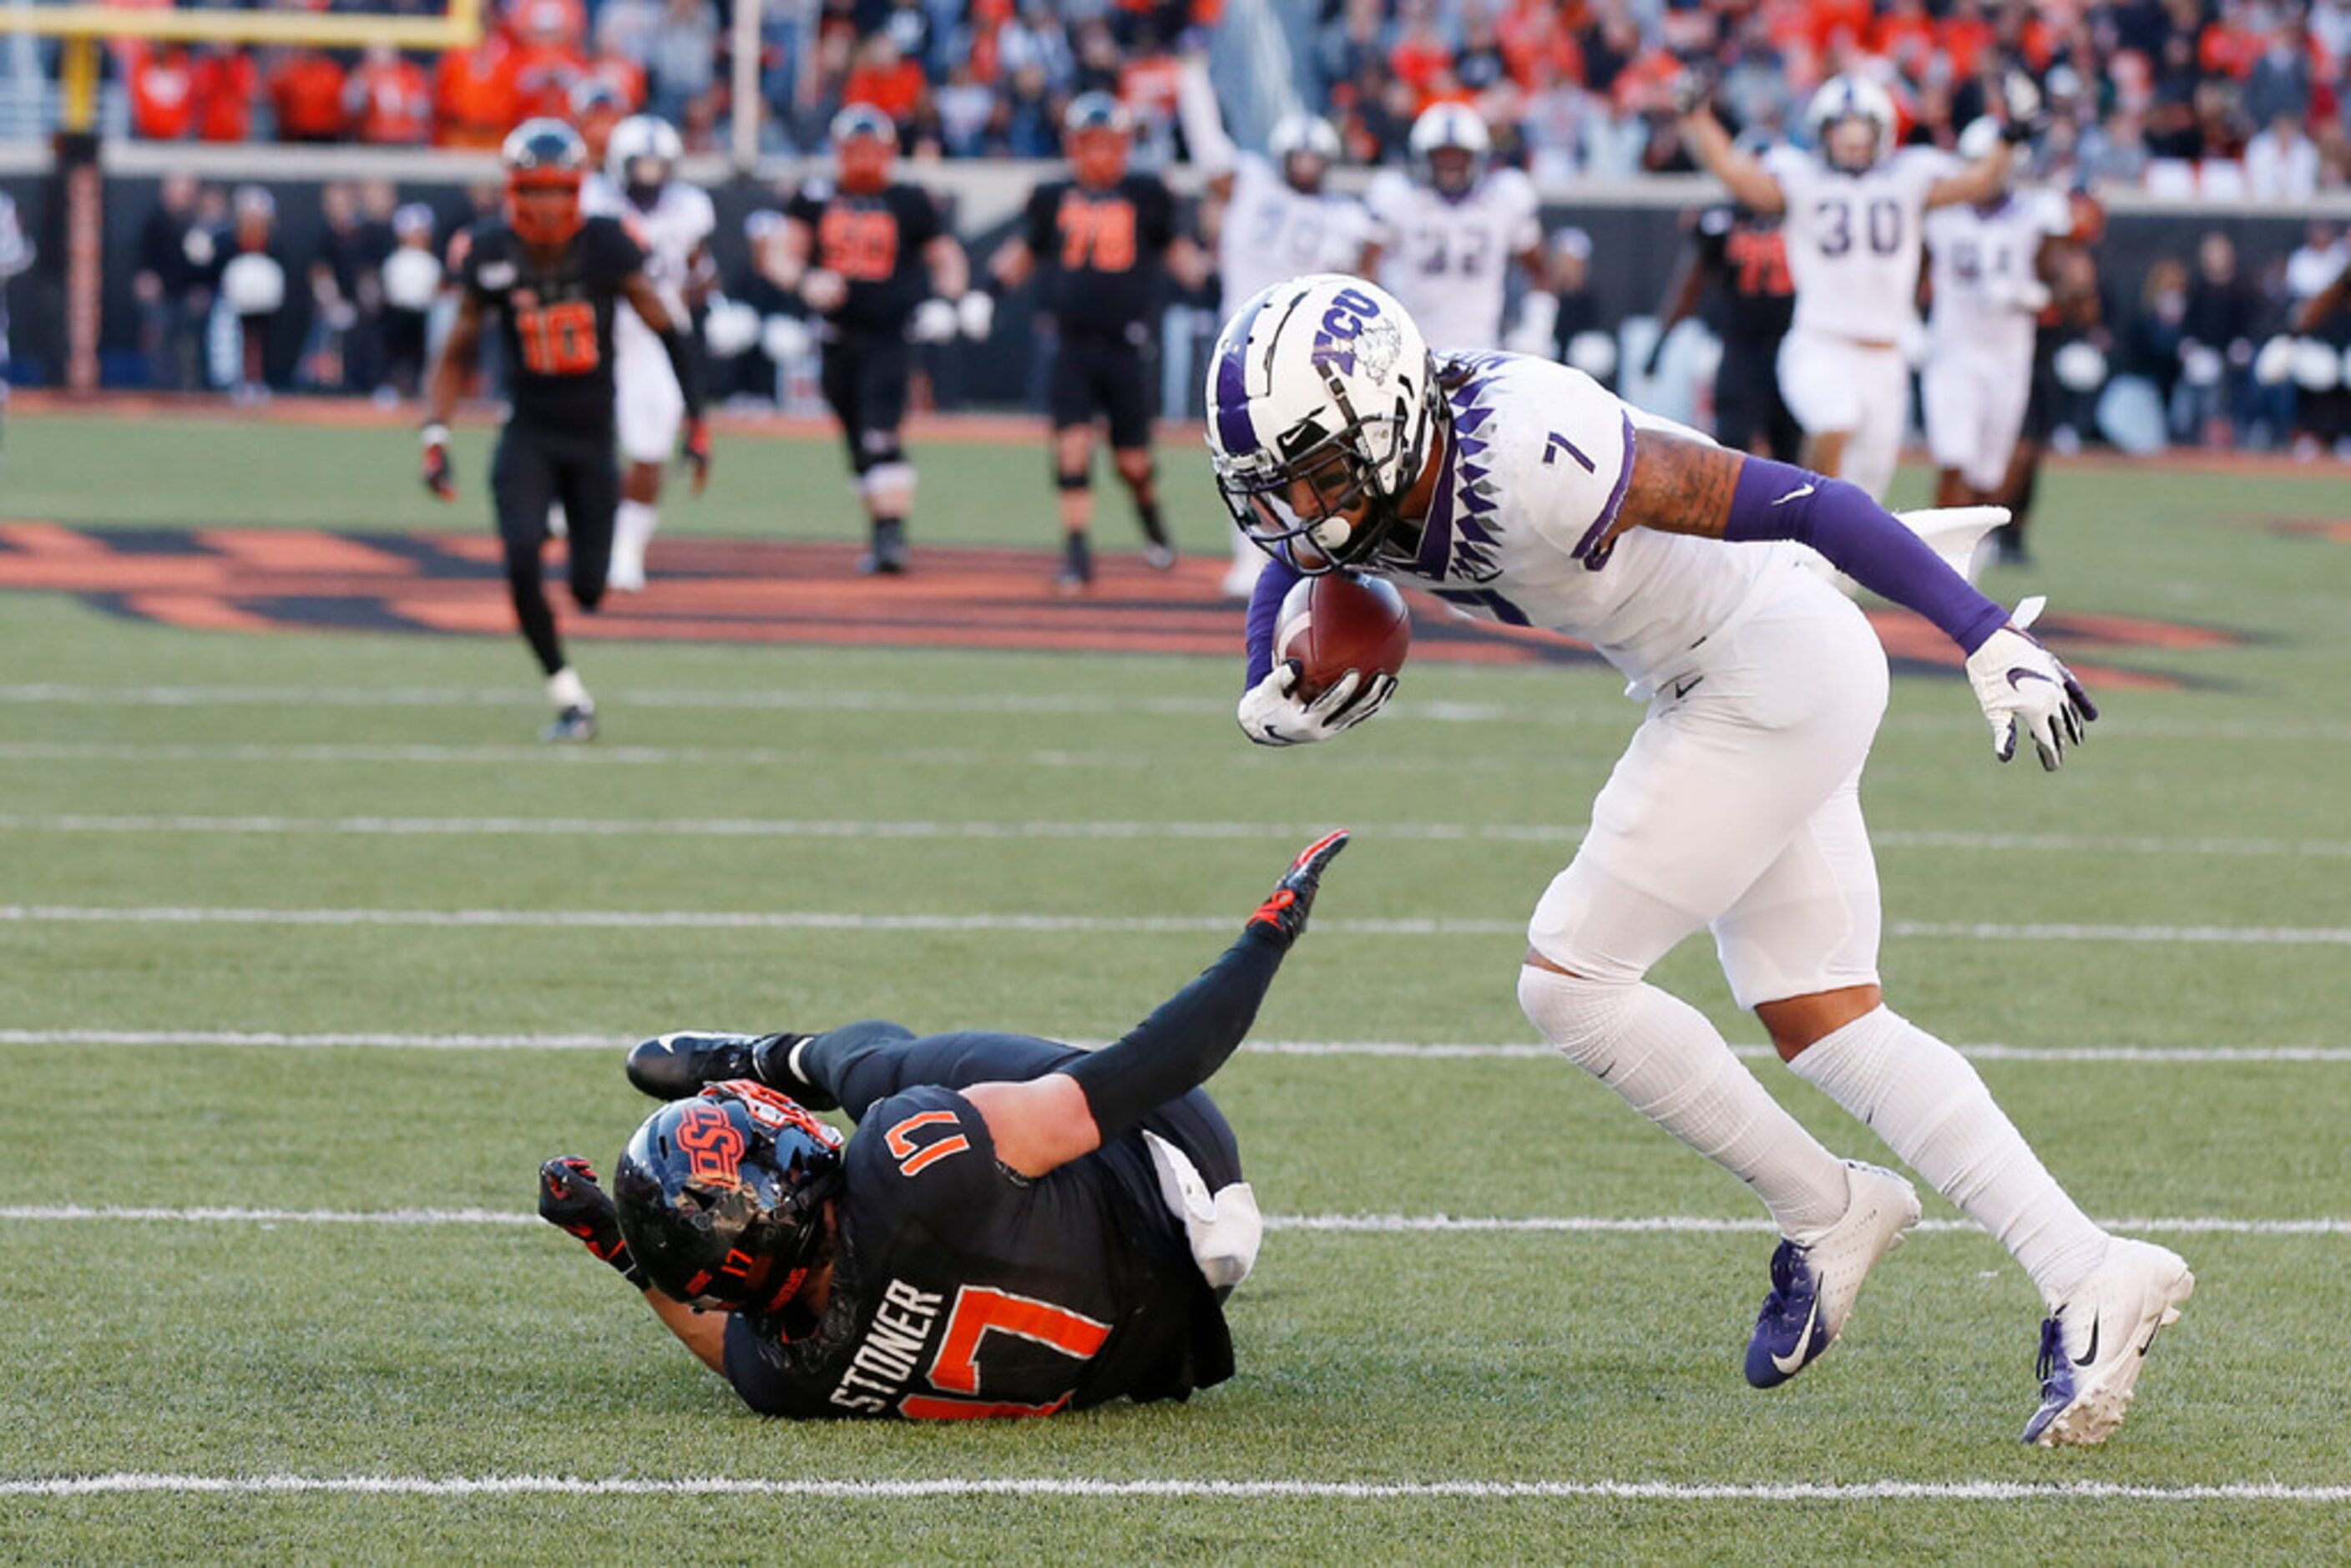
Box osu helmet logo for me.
[674,1101,747,1187]
[1310,286,1401,383]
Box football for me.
[1274,572,1412,701]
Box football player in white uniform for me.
[1360,104,1555,357]
[1176,64,1371,596]
[1681,73,2029,503]
[1209,275,2192,1448]
[1922,119,2071,512]
[583,114,717,590]
[0,189,30,455]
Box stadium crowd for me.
[17,0,2349,196]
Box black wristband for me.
[2000,118,2034,145]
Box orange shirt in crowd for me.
[350,53,433,144]
[435,35,519,148]
[578,52,648,112]
[270,48,349,140]
[128,43,197,139]
[511,43,589,121]
[192,48,260,142]
[844,57,927,122]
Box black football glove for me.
[421,423,456,502]
[1247,828,1350,949]
[680,417,711,495]
[537,1156,648,1289]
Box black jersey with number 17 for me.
[458,215,645,430]
[1026,174,1176,340]
[720,1029,1235,1420]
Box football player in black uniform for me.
[988,93,1209,593]
[754,105,978,575]
[535,830,1348,1419]
[1645,203,1800,462]
[422,119,710,741]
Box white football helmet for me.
[608,114,684,203]
[1805,74,1897,173]
[1268,112,1342,191]
[1408,104,1489,197]
[1206,275,1443,574]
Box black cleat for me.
[1054,533,1095,595]
[624,1030,819,1104]
[858,518,910,575]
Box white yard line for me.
[0,682,2345,742]
[3,1029,2347,1065]
[0,808,2343,860]
[0,1206,2341,1237]
[3,903,2345,944]
[0,1474,2344,1502]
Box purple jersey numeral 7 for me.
[1544,432,1595,472]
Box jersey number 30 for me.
[1814,196,1903,258]
[516,301,599,375]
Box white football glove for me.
[1236,661,1398,748]
[1964,598,2097,771]
[957,290,996,341]
[909,297,959,343]
[799,269,847,313]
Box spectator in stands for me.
[269,46,351,144]
[304,181,392,396]
[2243,15,2316,130]
[381,203,442,401]
[134,173,211,391]
[2182,231,2260,446]
[192,46,260,144]
[220,185,286,403]
[434,27,519,148]
[347,45,434,146]
[843,32,928,136]
[128,44,197,141]
[648,0,720,125]
[512,0,592,121]
[2245,109,2324,198]
[2126,256,2192,429]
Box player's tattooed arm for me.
[1606,428,1745,549]
[1679,109,1785,215]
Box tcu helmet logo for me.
[1310,286,1403,384]
[675,1101,748,1187]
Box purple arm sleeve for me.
[1723,458,2009,654]
[1243,552,1304,688]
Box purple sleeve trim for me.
[1243,552,1303,688]
[1722,457,2010,653]
[1570,413,1641,572]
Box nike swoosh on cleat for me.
[1770,1297,1822,1378]
[1771,483,1816,506]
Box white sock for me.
[546,666,591,712]
[614,499,658,560]
[1518,966,1850,1239]
[1787,1006,2110,1304]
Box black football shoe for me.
[624,1030,822,1105]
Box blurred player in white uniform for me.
[1360,104,1554,357]
[1208,274,2191,1448]
[1681,73,2028,503]
[1923,119,2071,512]
[583,114,715,589]
[1177,63,1370,594]
[0,190,30,454]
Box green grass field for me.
[2,410,2348,1562]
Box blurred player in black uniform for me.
[1645,203,1799,461]
[988,93,1210,593]
[535,831,1349,1419]
[2000,188,2106,566]
[754,106,978,574]
[423,119,710,741]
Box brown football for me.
[1274,572,1412,701]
